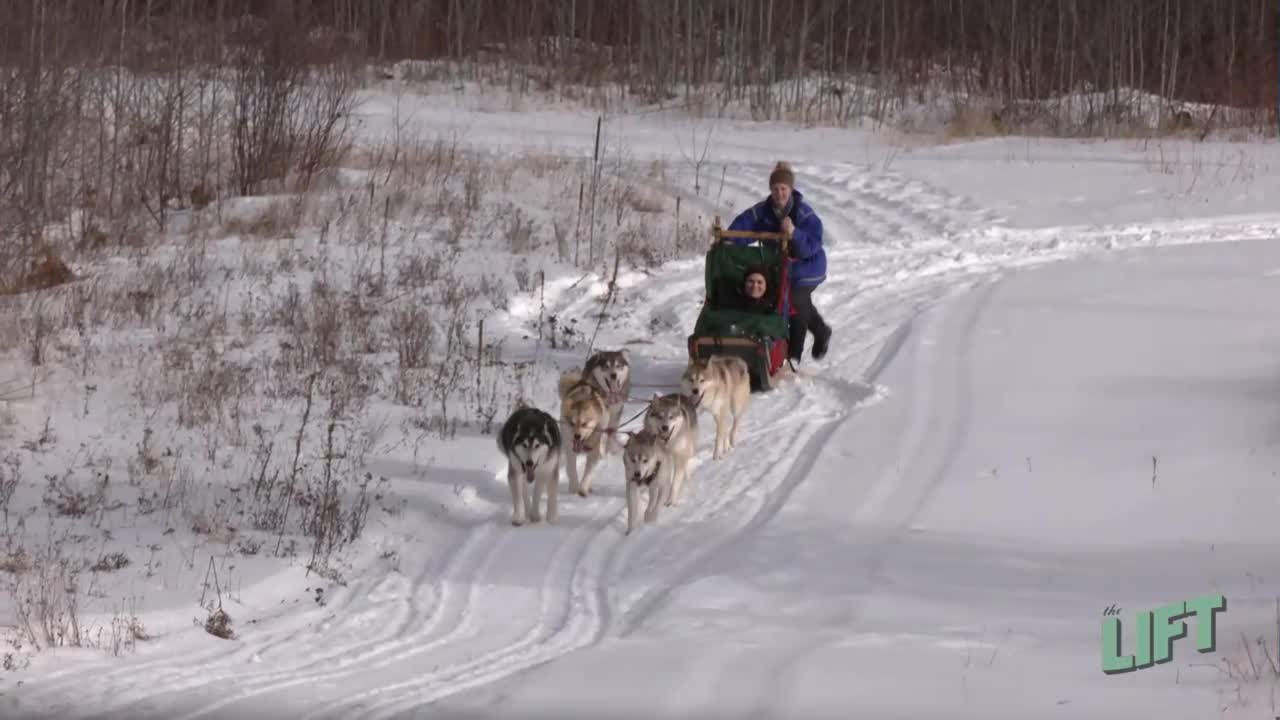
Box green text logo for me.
[1101,594,1227,674]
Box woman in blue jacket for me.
[726,161,832,363]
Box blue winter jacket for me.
[726,189,827,288]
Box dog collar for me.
[633,461,661,486]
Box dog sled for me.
[686,216,792,392]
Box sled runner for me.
[686,216,793,392]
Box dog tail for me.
[558,369,584,398]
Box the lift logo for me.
[1101,594,1227,674]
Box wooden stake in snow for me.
[586,114,604,268]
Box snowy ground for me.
[4,80,1280,719]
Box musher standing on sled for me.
[726,161,832,365]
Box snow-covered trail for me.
[423,238,1280,720]
[8,150,1280,719]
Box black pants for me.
[788,284,829,360]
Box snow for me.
[3,76,1280,720]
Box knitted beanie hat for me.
[768,161,795,188]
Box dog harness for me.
[574,432,600,453]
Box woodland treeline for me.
[3,0,1275,115]
[1,0,1275,265]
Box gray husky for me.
[497,405,562,526]
[622,429,675,535]
[641,392,698,506]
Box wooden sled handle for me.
[710,215,789,249]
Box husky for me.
[621,429,675,535]
[497,405,562,526]
[680,355,752,460]
[580,349,632,450]
[558,369,613,497]
[641,392,698,506]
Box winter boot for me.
[811,324,832,360]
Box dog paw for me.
[528,511,542,523]
[511,515,526,526]
[577,488,590,498]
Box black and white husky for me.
[497,405,563,526]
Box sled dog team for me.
[497,349,751,535]
[497,160,833,536]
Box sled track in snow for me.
[63,522,506,718]
[16,521,487,716]
[480,161,1008,659]
[89,486,622,719]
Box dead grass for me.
[220,198,303,241]
[1,251,78,298]
[943,104,1006,140]
[1211,604,1280,716]
[0,68,705,668]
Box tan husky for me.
[621,429,675,535]
[558,368,612,497]
[641,392,698,506]
[581,349,632,442]
[680,355,752,460]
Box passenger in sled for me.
[721,264,778,315]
